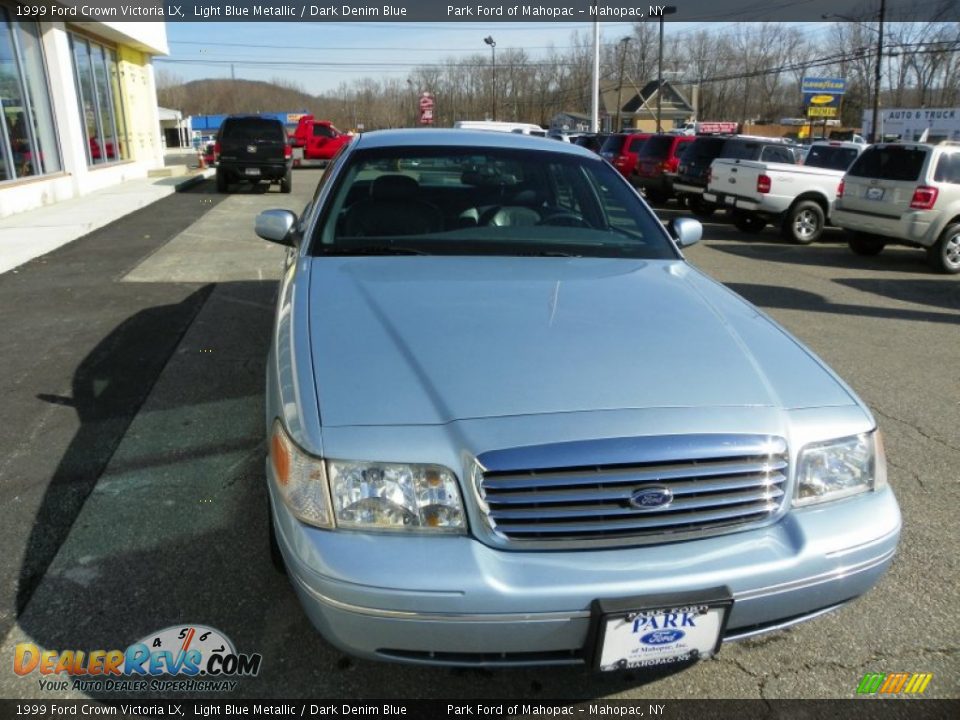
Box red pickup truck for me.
[289,115,352,167]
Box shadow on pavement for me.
[709,241,935,274]
[726,283,960,326]
[833,278,960,312]
[16,285,215,618]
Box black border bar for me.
[16,1,960,23]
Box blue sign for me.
[801,77,847,95]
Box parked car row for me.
[703,141,866,243]
[586,129,959,274]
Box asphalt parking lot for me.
[0,171,956,700]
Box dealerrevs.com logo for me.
[14,625,262,693]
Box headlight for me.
[794,431,887,507]
[270,421,334,528]
[269,421,465,533]
[328,461,465,533]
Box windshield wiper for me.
[321,245,428,256]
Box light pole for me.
[484,36,496,121]
[656,6,678,134]
[615,37,630,133]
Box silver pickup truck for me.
[704,142,865,244]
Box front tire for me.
[783,200,825,245]
[848,232,886,256]
[927,223,960,274]
[732,210,766,233]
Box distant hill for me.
[158,78,324,117]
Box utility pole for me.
[656,6,677,133]
[871,0,886,143]
[615,37,630,133]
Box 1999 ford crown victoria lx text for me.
[255,130,900,670]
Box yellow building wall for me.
[116,46,157,162]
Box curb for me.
[175,168,216,192]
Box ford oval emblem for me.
[641,629,685,645]
[629,486,674,511]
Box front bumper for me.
[270,478,900,666]
[219,160,290,181]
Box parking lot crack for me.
[887,458,925,490]
[872,406,960,456]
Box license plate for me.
[244,168,261,176]
[725,196,736,205]
[593,597,730,672]
[866,187,884,200]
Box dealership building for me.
[0,9,167,218]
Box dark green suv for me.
[215,115,292,194]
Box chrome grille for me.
[476,435,788,548]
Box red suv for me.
[633,134,695,204]
[600,132,652,178]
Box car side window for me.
[934,153,960,184]
[628,138,645,152]
[762,146,794,164]
[547,163,582,214]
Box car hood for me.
[308,257,855,427]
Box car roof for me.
[353,128,597,158]
[224,114,282,122]
[810,140,863,149]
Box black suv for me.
[674,135,798,217]
[215,115,292,194]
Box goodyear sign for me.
[802,77,846,119]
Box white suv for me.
[832,141,960,273]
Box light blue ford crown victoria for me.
[256,129,900,670]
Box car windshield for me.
[311,147,678,260]
[805,146,860,171]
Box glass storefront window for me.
[70,33,128,165]
[0,7,61,181]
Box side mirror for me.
[669,216,703,248]
[255,209,297,247]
